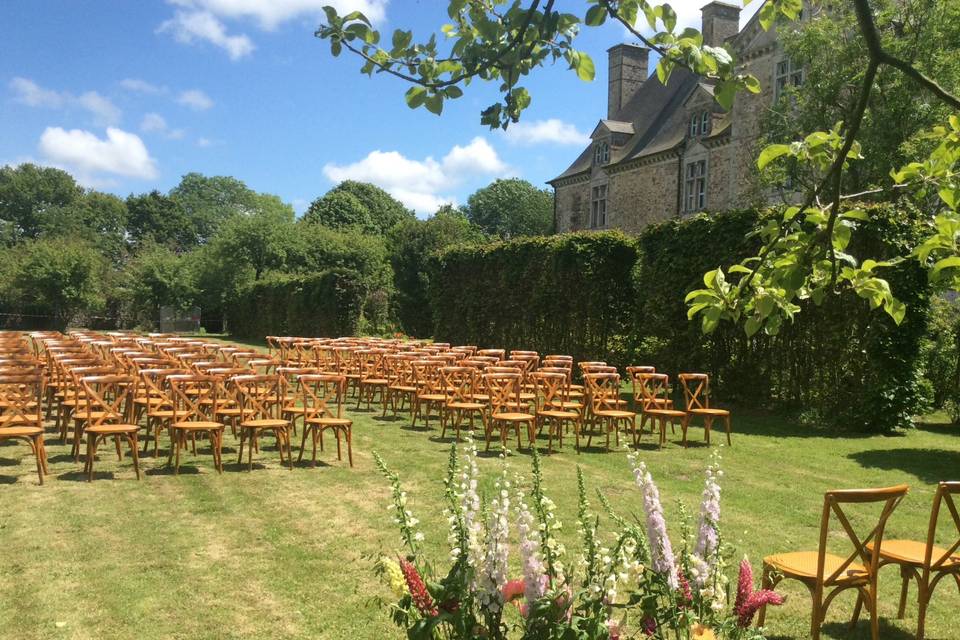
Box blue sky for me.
[0,0,760,216]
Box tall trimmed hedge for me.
[429,232,639,364]
[227,268,366,339]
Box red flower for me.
[641,617,657,636]
[501,579,525,603]
[733,559,784,627]
[400,559,439,617]
[677,567,693,608]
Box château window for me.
[594,141,610,165]
[700,111,710,135]
[689,114,699,138]
[689,111,711,138]
[684,160,706,212]
[591,184,607,228]
[775,58,804,100]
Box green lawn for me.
[1,343,958,639]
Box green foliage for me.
[464,178,553,238]
[168,172,261,243]
[328,181,414,233]
[388,208,485,336]
[429,231,639,365]
[7,237,108,330]
[0,163,82,243]
[315,0,763,128]
[39,190,128,264]
[303,189,375,233]
[918,296,960,419]
[124,244,199,326]
[126,190,198,251]
[227,269,367,339]
[639,204,931,432]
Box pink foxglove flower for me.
[400,559,439,617]
[677,566,693,607]
[734,558,784,627]
[628,454,679,589]
[692,455,722,586]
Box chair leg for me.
[897,566,911,618]
[917,581,930,640]
[129,434,141,480]
[86,434,97,482]
[725,414,732,445]
[850,592,864,629]
[757,565,773,627]
[346,427,353,467]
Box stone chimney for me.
[701,1,741,47]
[607,44,649,119]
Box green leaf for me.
[931,256,960,278]
[584,5,607,26]
[757,144,791,170]
[424,93,444,115]
[661,3,677,31]
[574,51,595,81]
[405,86,427,109]
[745,316,761,337]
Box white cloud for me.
[120,78,167,95]
[177,89,214,110]
[158,10,254,60]
[140,112,185,139]
[168,0,388,30]
[196,136,214,147]
[38,127,158,184]
[10,77,65,108]
[9,78,121,125]
[76,91,121,126]
[323,137,510,214]
[502,118,590,146]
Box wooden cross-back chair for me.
[626,366,656,404]
[678,373,732,446]
[637,372,688,448]
[233,374,293,471]
[275,366,318,435]
[166,374,224,474]
[356,349,389,411]
[476,348,506,361]
[532,371,581,453]
[411,360,445,429]
[0,373,48,484]
[439,366,485,442]
[296,373,353,467]
[867,481,960,640]
[582,373,635,450]
[79,375,142,482]
[383,354,417,418]
[64,364,120,455]
[136,367,187,456]
[483,372,535,451]
[759,484,910,640]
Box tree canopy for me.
[465,178,553,238]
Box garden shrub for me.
[227,268,366,339]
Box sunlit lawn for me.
[0,338,958,639]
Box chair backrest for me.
[297,373,347,421]
[168,374,218,423]
[440,366,476,404]
[483,372,523,414]
[276,366,318,400]
[922,481,960,571]
[0,374,44,427]
[412,360,441,393]
[583,372,621,412]
[532,371,569,410]
[232,374,283,420]
[815,485,909,586]
[626,366,656,398]
[678,373,711,411]
[81,375,137,427]
[636,373,671,411]
[477,348,506,361]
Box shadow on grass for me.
[915,417,958,438]
[722,408,901,441]
[847,448,960,484]
[821,618,916,640]
[57,470,113,482]
[145,465,202,476]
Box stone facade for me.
[549,1,806,234]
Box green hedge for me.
[227,268,366,339]
[429,231,640,364]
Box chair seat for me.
[361,378,388,385]
[547,400,581,411]
[645,408,687,418]
[448,401,485,411]
[596,409,636,419]
[689,408,730,416]
[72,410,108,421]
[282,406,307,414]
[240,419,289,429]
[304,417,352,426]
[171,421,224,431]
[216,407,254,416]
[148,409,175,418]
[0,425,44,437]
[389,385,417,393]
[764,551,868,581]
[85,424,139,435]
[492,411,535,421]
[538,409,579,420]
[868,539,960,567]
[417,393,446,402]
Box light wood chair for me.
[637,373,688,448]
[167,374,225,474]
[532,371,581,453]
[297,374,353,467]
[583,372,635,449]
[0,373,48,484]
[866,481,960,639]
[79,375,142,482]
[679,373,732,446]
[483,372,535,451]
[759,484,910,640]
[439,366,486,441]
[234,375,293,471]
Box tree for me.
[126,190,197,252]
[208,195,297,281]
[125,244,199,325]
[388,208,485,336]
[9,237,107,330]
[318,0,960,342]
[465,178,553,238]
[0,163,82,244]
[302,189,375,232]
[168,173,260,243]
[40,190,128,264]
[328,181,415,233]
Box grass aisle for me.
[0,364,958,638]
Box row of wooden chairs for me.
[759,482,959,640]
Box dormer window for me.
[689,111,711,138]
[775,58,804,100]
[594,141,610,165]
